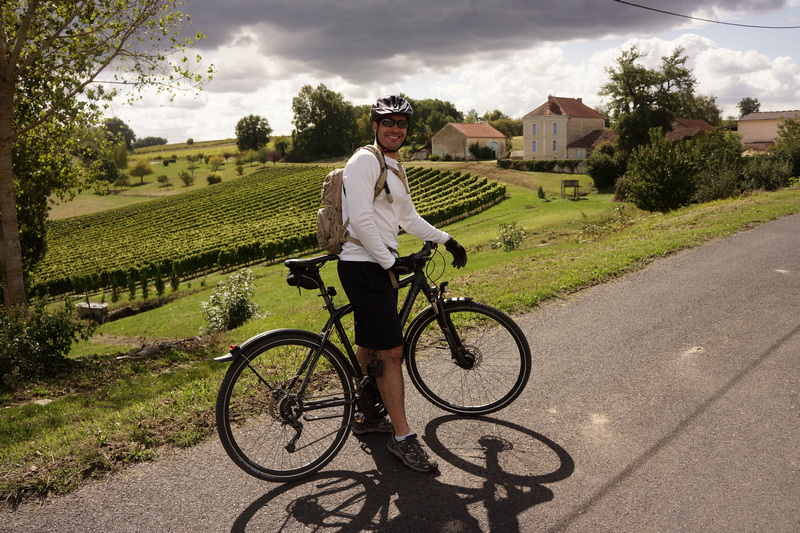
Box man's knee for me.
[378,345,404,363]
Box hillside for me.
[33,165,506,297]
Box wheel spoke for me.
[407,303,531,414]
[216,336,353,481]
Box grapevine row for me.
[33,165,505,297]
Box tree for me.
[737,97,760,118]
[275,139,289,159]
[0,0,209,307]
[774,118,800,177]
[490,118,523,138]
[103,117,136,150]
[235,114,272,152]
[600,46,697,154]
[683,94,722,126]
[208,155,224,172]
[291,84,356,160]
[112,142,128,169]
[404,97,463,148]
[131,136,167,149]
[464,109,480,123]
[482,109,509,122]
[129,160,153,184]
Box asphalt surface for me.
[4,213,799,533]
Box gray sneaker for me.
[352,416,393,435]
[386,434,438,472]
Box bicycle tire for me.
[216,332,355,482]
[405,301,531,415]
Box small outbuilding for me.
[431,123,508,160]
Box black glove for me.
[445,238,467,268]
[389,255,416,275]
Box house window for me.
[532,123,537,136]
[552,122,557,135]
[552,139,557,152]
[532,141,537,153]
[576,148,586,159]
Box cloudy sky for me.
[105,0,800,143]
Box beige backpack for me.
[316,145,393,254]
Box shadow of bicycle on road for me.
[231,415,574,532]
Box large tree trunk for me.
[0,85,25,308]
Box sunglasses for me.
[379,118,409,128]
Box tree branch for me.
[20,3,84,67]
[14,4,160,138]
[10,0,42,67]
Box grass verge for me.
[2,186,799,507]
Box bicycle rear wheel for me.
[405,301,531,415]
[216,332,355,482]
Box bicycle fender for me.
[403,297,473,350]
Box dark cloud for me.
[182,0,789,82]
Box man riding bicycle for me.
[337,95,467,472]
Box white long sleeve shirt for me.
[339,148,450,269]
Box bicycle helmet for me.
[371,95,414,121]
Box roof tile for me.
[530,96,605,120]
[740,111,800,121]
[447,123,506,138]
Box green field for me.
[34,166,506,297]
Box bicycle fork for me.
[428,283,475,369]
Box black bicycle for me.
[214,241,532,482]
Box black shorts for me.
[337,260,403,350]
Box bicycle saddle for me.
[284,255,338,269]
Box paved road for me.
[4,214,799,532]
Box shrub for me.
[429,154,441,161]
[114,173,130,187]
[493,222,526,252]
[689,131,745,203]
[201,269,261,333]
[0,300,95,388]
[235,164,244,176]
[741,155,792,191]
[468,142,496,160]
[619,129,698,212]
[773,118,800,177]
[691,158,743,204]
[186,138,194,145]
[157,174,170,186]
[537,185,546,199]
[179,171,194,187]
[207,174,222,185]
[586,143,627,192]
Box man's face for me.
[373,114,408,152]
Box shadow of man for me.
[230,415,573,533]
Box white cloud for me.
[109,29,800,142]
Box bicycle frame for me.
[317,266,435,380]
[216,243,469,403]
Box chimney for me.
[577,98,582,102]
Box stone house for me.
[431,123,508,160]
[521,96,606,160]
[738,110,800,151]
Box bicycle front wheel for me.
[216,332,355,482]
[405,301,531,415]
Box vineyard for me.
[33,165,506,297]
